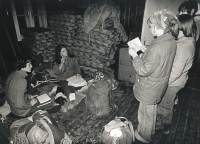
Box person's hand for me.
[139,53,144,58]
[128,47,138,59]
[29,95,38,99]
[61,58,66,64]
[32,70,36,75]
[30,98,38,106]
[140,45,147,52]
[76,74,82,78]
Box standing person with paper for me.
[53,45,81,96]
[128,9,180,143]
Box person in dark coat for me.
[53,45,81,96]
[128,9,180,143]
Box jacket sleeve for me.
[53,62,66,75]
[15,79,31,109]
[73,58,81,75]
[168,45,193,85]
[132,46,159,77]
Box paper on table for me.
[67,75,87,87]
[37,101,52,108]
[36,93,51,104]
[69,93,76,101]
[127,37,143,52]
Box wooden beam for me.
[23,0,31,27]
[0,51,8,75]
[9,0,22,41]
[37,0,47,28]
[27,0,35,27]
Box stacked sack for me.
[21,27,55,63]
[70,2,128,76]
[48,11,79,49]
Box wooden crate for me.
[118,48,136,83]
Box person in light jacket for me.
[156,14,196,134]
[128,9,180,143]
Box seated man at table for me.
[5,55,53,117]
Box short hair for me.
[147,9,180,39]
[178,1,198,15]
[14,55,32,71]
[178,14,197,38]
[55,45,74,64]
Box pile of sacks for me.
[47,2,128,76]
[70,2,128,76]
[48,12,81,48]
[21,27,55,63]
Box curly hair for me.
[55,44,74,64]
[14,55,32,71]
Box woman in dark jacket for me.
[128,9,180,143]
[53,45,81,96]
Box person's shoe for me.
[134,138,148,144]
[173,104,179,112]
[162,126,170,134]
[156,124,170,134]
[134,138,153,144]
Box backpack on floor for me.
[10,110,72,144]
[101,117,135,144]
[85,80,111,116]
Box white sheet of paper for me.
[66,75,87,87]
[69,93,76,101]
[36,93,51,104]
[127,37,143,52]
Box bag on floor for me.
[101,117,135,144]
[10,110,72,144]
[85,80,111,116]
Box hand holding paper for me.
[140,45,147,52]
[127,37,144,52]
[128,48,138,59]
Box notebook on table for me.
[66,75,87,87]
[36,94,52,108]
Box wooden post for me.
[23,0,31,27]
[9,0,22,41]
[37,0,47,28]
[27,0,35,27]
[0,51,8,75]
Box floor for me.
[0,62,200,144]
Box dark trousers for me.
[56,80,75,97]
[157,86,182,125]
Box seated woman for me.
[5,56,41,117]
[53,45,81,96]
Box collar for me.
[151,33,174,45]
[177,36,195,43]
[16,70,28,78]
